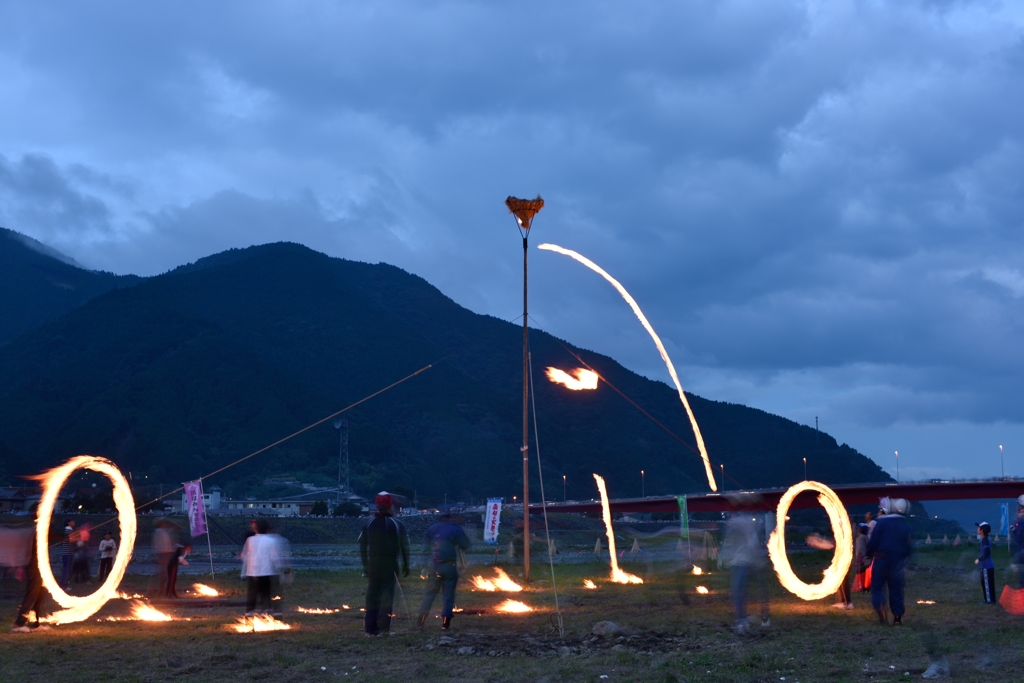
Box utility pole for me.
[334,418,349,507]
[506,195,544,583]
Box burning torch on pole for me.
[506,195,544,583]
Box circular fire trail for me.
[767,481,853,601]
[539,243,717,491]
[35,455,137,624]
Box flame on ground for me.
[692,566,703,575]
[593,474,643,585]
[104,600,173,622]
[583,579,597,590]
[232,615,292,632]
[471,567,523,592]
[192,583,219,597]
[917,600,936,605]
[495,599,533,613]
[539,244,716,492]
[117,592,144,599]
[342,604,351,610]
[297,607,340,614]
[546,367,598,391]
[34,455,138,624]
[767,481,853,601]
[696,586,709,594]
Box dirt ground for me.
[1,546,1021,682]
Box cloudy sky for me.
[2,1,1023,480]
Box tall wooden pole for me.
[505,195,543,584]
[522,234,530,582]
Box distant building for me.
[219,499,313,517]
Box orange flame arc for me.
[593,474,643,585]
[545,367,598,391]
[192,583,219,597]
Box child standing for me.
[98,532,117,582]
[854,524,870,592]
[975,522,996,604]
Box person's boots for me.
[892,614,902,626]
[416,613,428,630]
[441,616,452,631]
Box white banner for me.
[483,498,502,545]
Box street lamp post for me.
[506,195,544,584]
[563,475,566,502]
[1000,444,1004,480]
[895,451,899,484]
[803,457,807,481]
[720,464,725,491]
[641,470,645,498]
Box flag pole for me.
[201,478,215,579]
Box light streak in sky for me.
[539,243,716,491]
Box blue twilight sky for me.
[2,1,1024,481]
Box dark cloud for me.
[1,0,1023,476]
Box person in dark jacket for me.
[59,519,76,588]
[975,522,996,604]
[12,530,49,632]
[416,514,471,631]
[358,492,410,636]
[866,497,914,625]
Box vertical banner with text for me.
[483,498,502,545]
[183,480,208,538]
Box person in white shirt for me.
[239,519,281,616]
[97,532,117,582]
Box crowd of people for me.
[5,490,1024,653]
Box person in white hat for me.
[865,498,913,625]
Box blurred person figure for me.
[416,513,471,631]
[11,527,50,633]
[358,492,410,636]
[865,511,876,539]
[59,519,76,588]
[152,519,178,595]
[97,532,117,582]
[267,531,292,617]
[854,524,870,592]
[0,525,34,579]
[70,541,90,584]
[975,522,996,604]
[866,497,913,625]
[240,519,282,616]
[1012,495,1024,589]
[239,519,258,579]
[166,543,192,598]
[720,494,770,634]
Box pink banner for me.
[183,480,207,538]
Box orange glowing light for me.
[540,244,716,492]
[695,586,709,594]
[35,456,137,624]
[495,599,533,613]
[104,600,174,622]
[117,592,144,599]
[692,566,703,575]
[545,367,598,391]
[192,583,219,597]
[593,474,643,584]
[471,567,523,592]
[583,579,597,590]
[916,600,936,605]
[342,604,351,610]
[297,607,340,614]
[232,614,292,632]
[767,481,853,601]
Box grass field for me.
[1,546,1021,682]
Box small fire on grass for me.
[105,600,174,621]
[695,586,709,595]
[117,592,144,599]
[583,579,597,590]
[232,614,292,632]
[297,607,340,614]
[471,567,523,592]
[916,600,936,605]
[495,599,533,613]
[692,566,703,575]
[192,583,219,597]
[342,604,351,610]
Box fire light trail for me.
[296,607,340,614]
[593,474,643,584]
[539,243,716,491]
[767,481,853,601]
[545,367,598,390]
[103,601,174,622]
[35,455,137,624]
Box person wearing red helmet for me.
[358,492,410,636]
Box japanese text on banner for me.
[483,498,502,545]
[183,480,207,538]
